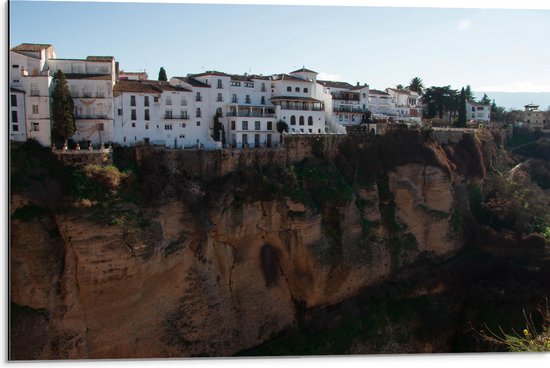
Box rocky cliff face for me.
[10,132,492,359]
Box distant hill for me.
[473,92,550,111]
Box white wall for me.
[9,91,27,142]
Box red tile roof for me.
[318,80,355,89]
[172,76,210,88]
[86,56,115,62]
[289,67,318,74]
[114,80,191,95]
[271,74,311,83]
[12,43,52,52]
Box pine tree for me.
[51,70,75,146]
[158,67,167,81]
[456,87,467,127]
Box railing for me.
[231,98,238,103]
[164,115,190,120]
[333,107,368,113]
[30,90,40,96]
[75,115,108,120]
[280,106,324,111]
[226,111,276,118]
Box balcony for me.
[30,90,40,97]
[164,115,189,120]
[281,105,324,111]
[333,107,368,113]
[226,111,275,118]
[75,114,108,120]
[231,98,238,103]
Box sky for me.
[8,1,550,103]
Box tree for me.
[396,84,405,90]
[407,77,424,95]
[158,67,167,81]
[422,86,458,122]
[276,120,289,144]
[491,100,507,123]
[455,87,467,127]
[51,70,75,147]
[480,93,491,105]
[465,85,475,102]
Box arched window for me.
[290,115,296,125]
[299,116,305,125]
[287,86,292,92]
[308,116,313,125]
[295,87,300,92]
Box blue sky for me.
[9,1,550,96]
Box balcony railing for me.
[164,115,190,120]
[231,98,238,103]
[75,114,108,120]
[30,90,40,96]
[280,105,324,111]
[333,107,369,113]
[226,111,276,118]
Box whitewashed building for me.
[9,44,55,146]
[385,88,422,124]
[46,56,116,145]
[466,101,491,123]
[318,80,370,127]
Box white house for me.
[10,44,55,146]
[466,101,491,123]
[113,80,219,148]
[385,88,422,124]
[270,68,327,135]
[318,80,370,128]
[47,56,117,145]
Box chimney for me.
[115,61,120,80]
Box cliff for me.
[10,130,500,359]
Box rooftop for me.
[172,76,210,88]
[369,89,390,96]
[289,67,318,74]
[12,43,52,52]
[271,74,311,83]
[86,56,115,62]
[318,80,355,90]
[114,80,191,95]
[64,74,112,80]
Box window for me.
[11,94,17,106]
[287,86,292,92]
[217,79,223,89]
[231,81,241,87]
[131,109,136,120]
[196,121,201,126]
[290,116,296,125]
[299,116,304,125]
[145,124,149,130]
[98,123,104,131]
[132,122,136,128]
[166,96,172,105]
[12,125,19,132]
[267,121,273,130]
[308,129,312,133]
[232,94,238,103]
[295,87,300,92]
[32,105,39,114]
[118,108,122,116]
[145,109,150,121]
[144,96,149,106]
[308,116,313,125]
[196,108,201,117]
[165,124,173,130]
[11,111,18,123]
[245,82,254,88]
[181,97,187,106]
[165,110,173,119]
[180,123,186,128]
[255,121,261,130]
[477,106,484,111]
[261,96,265,105]
[242,121,248,130]
[362,93,366,98]
[196,92,202,102]
[217,93,223,102]
[231,121,236,130]
[96,88,105,98]
[180,110,188,119]
[261,83,266,92]
[472,107,475,112]
[245,95,251,104]
[30,122,39,131]
[12,64,19,68]
[304,88,308,93]
[30,84,39,96]
[131,96,136,106]
[154,96,159,103]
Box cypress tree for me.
[158,67,167,81]
[456,87,467,127]
[51,70,75,146]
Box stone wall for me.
[53,149,113,167]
